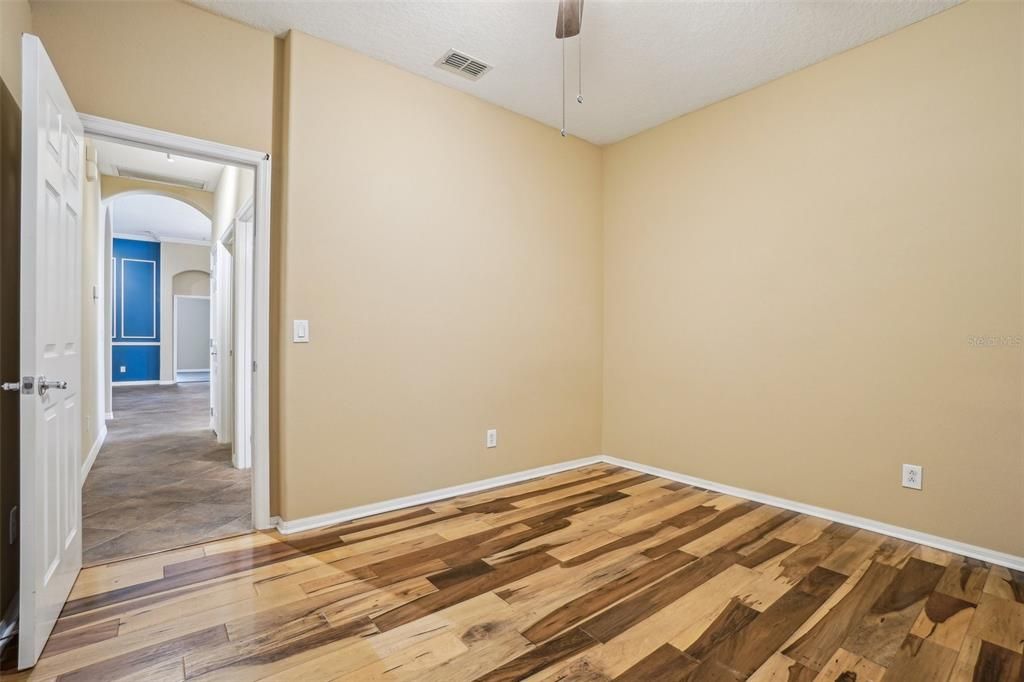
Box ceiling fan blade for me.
[555,0,584,39]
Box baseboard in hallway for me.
[80,423,107,485]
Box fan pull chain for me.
[560,17,567,137]
[577,34,583,104]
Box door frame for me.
[221,200,254,470]
[172,294,211,378]
[80,114,272,529]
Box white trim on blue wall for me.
[119,257,157,339]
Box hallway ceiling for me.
[111,194,212,244]
[92,138,226,192]
[192,0,959,145]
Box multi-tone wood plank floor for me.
[4,464,1023,681]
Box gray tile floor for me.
[82,382,251,565]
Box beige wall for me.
[160,242,210,383]
[602,1,1024,555]
[27,0,1024,556]
[277,31,604,520]
[173,270,210,297]
[0,0,31,105]
[31,0,274,152]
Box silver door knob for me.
[1,382,19,392]
[37,376,68,396]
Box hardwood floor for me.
[83,383,251,565]
[5,463,1022,681]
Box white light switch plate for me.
[486,429,497,448]
[293,320,310,343]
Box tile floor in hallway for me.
[82,382,251,565]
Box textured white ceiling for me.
[192,0,959,145]
[110,194,212,243]
[92,137,226,191]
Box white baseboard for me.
[160,380,176,386]
[104,411,114,420]
[81,423,107,485]
[112,380,160,387]
[600,455,1024,572]
[274,456,604,535]
[273,453,1024,572]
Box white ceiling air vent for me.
[113,166,209,191]
[435,49,492,81]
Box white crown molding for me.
[274,453,1024,571]
[113,232,158,243]
[160,236,212,247]
[115,232,211,247]
[274,456,605,535]
[80,423,107,485]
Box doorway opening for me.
[78,132,265,565]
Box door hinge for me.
[5,377,34,394]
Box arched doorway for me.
[172,269,211,383]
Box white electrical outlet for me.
[901,464,923,490]
[119,366,126,373]
[486,429,497,448]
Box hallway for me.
[82,383,251,565]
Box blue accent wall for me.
[112,345,160,382]
[112,238,161,382]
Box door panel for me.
[19,34,83,669]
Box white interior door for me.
[209,247,217,428]
[19,34,84,670]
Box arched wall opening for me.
[105,192,212,386]
[172,269,212,382]
[173,269,211,297]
